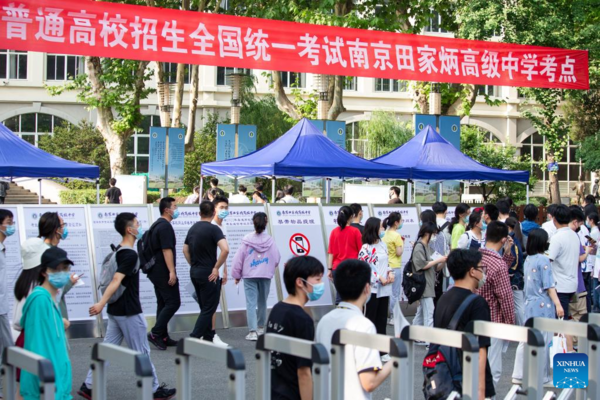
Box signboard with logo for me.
[1,205,21,324]
[372,205,419,268]
[167,128,185,189]
[22,206,97,321]
[325,121,346,149]
[414,114,437,134]
[149,127,167,189]
[268,205,333,306]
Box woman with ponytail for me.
[327,206,362,282]
[449,203,471,249]
[382,212,404,320]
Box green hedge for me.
[60,190,163,204]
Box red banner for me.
[0,0,589,89]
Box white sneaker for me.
[257,327,265,335]
[212,334,228,348]
[246,331,258,341]
[387,317,394,326]
[381,354,391,363]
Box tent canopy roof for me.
[0,123,100,179]
[201,118,410,179]
[373,125,530,183]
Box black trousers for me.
[190,272,222,341]
[365,294,390,336]
[148,270,181,337]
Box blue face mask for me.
[172,209,180,220]
[379,231,385,239]
[463,216,470,224]
[60,226,69,240]
[303,279,325,302]
[134,225,144,241]
[482,221,488,231]
[218,210,229,220]
[2,224,15,237]
[586,223,591,229]
[48,271,71,289]
[397,222,404,231]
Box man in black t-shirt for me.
[104,178,123,204]
[147,197,181,350]
[349,203,365,233]
[267,256,325,400]
[183,201,229,343]
[202,177,225,200]
[79,213,176,400]
[434,249,494,400]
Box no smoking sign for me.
[289,233,310,256]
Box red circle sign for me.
[289,233,311,256]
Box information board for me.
[268,205,333,306]
[372,206,420,268]
[88,206,158,318]
[1,206,22,324]
[167,128,186,189]
[415,181,437,203]
[321,204,371,243]
[222,205,279,311]
[421,205,458,226]
[149,127,167,189]
[22,206,96,321]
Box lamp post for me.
[229,71,245,125]
[158,82,174,198]
[429,82,441,115]
[315,74,330,120]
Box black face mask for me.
[576,227,581,233]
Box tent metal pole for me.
[407,181,412,204]
[96,179,100,204]
[199,176,204,199]
[326,179,331,204]
[38,179,41,205]
[526,184,530,204]
[271,177,276,202]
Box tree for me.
[183,112,225,190]
[361,111,412,158]
[240,94,295,148]
[38,121,111,188]
[577,134,600,173]
[461,126,536,204]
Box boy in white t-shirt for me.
[316,259,392,400]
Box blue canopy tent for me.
[201,118,411,201]
[0,123,100,203]
[373,125,531,201]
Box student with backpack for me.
[457,212,485,250]
[425,248,493,400]
[78,213,176,400]
[449,204,471,250]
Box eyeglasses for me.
[474,266,487,275]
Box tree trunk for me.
[445,84,477,117]
[185,64,199,152]
[547,154,562,204]
[154,62,171,127]
[272,71,301,120]
[413,86,429,114]
[172,63,185,127]
[102,125,127,177]
[327,75,346,120]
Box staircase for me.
[3,183,55,204]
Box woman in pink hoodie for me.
[232,212,281,341]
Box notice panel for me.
[372,205,420,268]
[22,206,96,321]
[2,206,21,324]
[321,204,370,244]
[268,205,332,306]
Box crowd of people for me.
[0,191,598,400]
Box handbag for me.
[401,242,427,304]
[549,333,567,368]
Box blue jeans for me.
[244,278,271,332]
[593,278,600,313]
[389,272,402,314]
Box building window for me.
[162,62,191,84]
[477,85,500,97]
[216,67,252,86]
[2,113,68,146]
[126,115,159,173]
[344,77,357,91]
[279,71,305,88]
[424,12,447,33]
[375,79,408,92]
[46,54,85,81]
[346,121,369,159]
[0,49,27,80]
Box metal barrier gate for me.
[1,347,55,400]
[256,333,330,400]
[401,325,481,400]
[330,329,410,400]
[525,317,600,400]
[89,343,154,400]
[175,338,245,400]
[465,321,545,400]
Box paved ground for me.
[67,323,546,400]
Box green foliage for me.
[147,192,161,204]
[240,95,295,148]
[577,134,600,173]
[565,89,600,142]
[362,111,412,159]
[461,126,536,203]
[38,121,111,188]
[183,113,225,190]
[289,86,319,120]
[59,189,99,204]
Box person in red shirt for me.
[327,205,363,282]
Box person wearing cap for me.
[20,246,73,400]
[0,209,15,398]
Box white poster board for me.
[321,204,371,243]
[268,205,333,307]
[22,206,96,321]
[2,206,22,324]
[345,184,403,204]
[151,205,207,314]
[114,175,147,204]
[372,205,420,268]
[222,205,278,311]
[88,205,160,317]
[421,205,457,226]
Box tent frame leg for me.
[38,178,41,205]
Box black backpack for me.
[422,293,478,399]
[401,242,427,304]
[137,220,160,274]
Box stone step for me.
[4,183,56,205]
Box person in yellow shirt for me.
[450,203,471,249]
[382,212,404,323]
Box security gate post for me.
[136,376,153,400]
[255,335,271,400]
[461,333,480,400]
[175,341,191,400]
[330,331,345,400]
[525,329,545,400]
[389,338,410,400]
[91,358,107,400]
[1,352,16,400]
